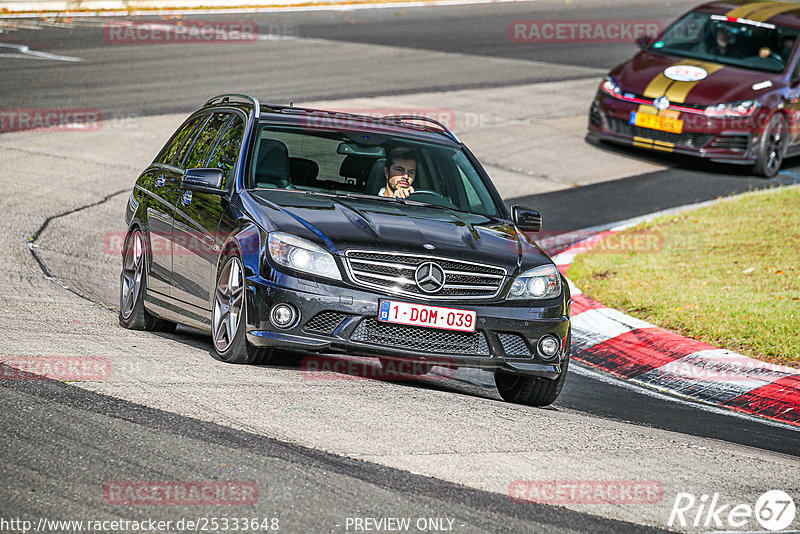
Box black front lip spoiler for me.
[588,129,758,161]
[246,329,564,379]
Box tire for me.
[494,355,570,407]
[212,250,273,365]
[753,113,788,178]
[119,227,177,332]
[378,357,433,376]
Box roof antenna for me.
[290,101,293,107]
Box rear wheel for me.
[119,228,176,332]
[494,356,569,407]
[753,113,788,178]
[212,250,273,365]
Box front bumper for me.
[589,93,761,164]
[244,273,570,379]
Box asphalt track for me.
[1,1,799,532]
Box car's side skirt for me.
[144,290,212,333]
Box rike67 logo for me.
[669,490,796,532]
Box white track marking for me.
[0,0,529,19]
[0,42,82,62]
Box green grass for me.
[569,186,800,366]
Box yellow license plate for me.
[630,112,683,134]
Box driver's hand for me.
[392,185,415,198]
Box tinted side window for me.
[207,115,245,188]
[182,113,230,170]
[157,115,204,166]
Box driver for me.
[714,26,733,55]
[707,25,741,57]
[379,147,417,198]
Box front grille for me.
[345,250,506,300]
[607,117,713,149]
[351,318,490,355]
[497,333,532,357]
[708,134,749,152]
[304,312,348,335]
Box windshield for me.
[250,124,501,217]
[651,11,799,73]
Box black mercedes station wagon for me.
[120,94,571,406]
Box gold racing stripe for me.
[651,144,674,152]
[641,59,724,107]
[745,2,800,22]
[642,73,675,99]
[725,1,782,19]
[664,62,725,103]
[632,137,675,152]
[642,58,709,100]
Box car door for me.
[170,111,243,311]
[146,113,208,295]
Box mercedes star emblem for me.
[414,262,446,293]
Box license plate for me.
[630,111,683,134]
[378,300,476,333]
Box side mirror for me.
[180,168,225,195]
[636,35,653,49]
[512,205,542,232]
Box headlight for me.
[600,76,623,97]
[267,232,341,281]
[507,264,562,300]
[704,100,760,117]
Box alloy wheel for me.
[765,116,788,176]
[120,230,144,320]
[213,256,244,353]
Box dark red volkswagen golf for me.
[589,0,800,176]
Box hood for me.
[611,50,782,107]
[249,190,551,274]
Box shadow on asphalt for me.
[506,140,793,234]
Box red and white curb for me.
[552,232,800,427]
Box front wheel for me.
[494,356,569,407]
[753,113,788,178]
[212,251,273,365]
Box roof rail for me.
[379,114,460,143]
[204,94,261,116]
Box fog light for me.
[537,335,560,361]
[270,303,298,329]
